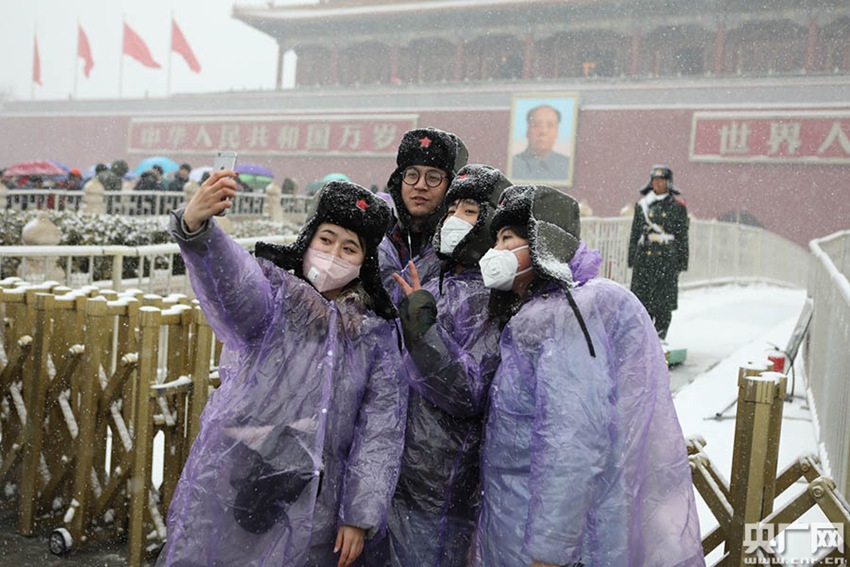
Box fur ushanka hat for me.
[386,127,468,231]
[488,184,595,356]
[490,184,581,287]
[433,164,512,267]
[640,164,681,195]
[254,180,396,320]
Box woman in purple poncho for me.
[472,185,704,567]
[157,172,406,567]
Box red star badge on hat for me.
[356,198,368,211]
[419,136,432,148]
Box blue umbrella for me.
[133,156,179,177]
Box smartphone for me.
[213,151,237,216]
[213,150,237,172]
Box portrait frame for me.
[507,93,579,187]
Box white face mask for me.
[302,247,361,293]
[478,245,532,291]
[439,215,474,254]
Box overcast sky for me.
[0,0,310,101]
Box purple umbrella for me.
[49,160,73,173]
[235,163,274,178]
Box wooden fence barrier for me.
[0,279,70,520]
[18,291,87,536]
[0,281,219,565]
[0,281,35,512]
[688,362,850,565]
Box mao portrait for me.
[508,95,579,186]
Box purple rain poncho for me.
[157,218,406,567]
[380,242,601,566]
[387,268,500,566]
[473,277,703,567]
[378,234,442,305]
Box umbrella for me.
[189,166,213,182]
[238,173,274,191]
[48,160,73,173]
[4,160,68,176]
[133,156,179,177]
[235,163,274,178]
[305,173,350,196]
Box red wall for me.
[2,106,847,247]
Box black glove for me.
[397,289,438,348]
[229,425,317,534]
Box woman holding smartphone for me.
[157,171,405,567]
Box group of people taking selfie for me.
[155,127,704,567]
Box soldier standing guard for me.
[628,165,689,340]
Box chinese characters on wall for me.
[128,115,419,157]
[690,111,850,163]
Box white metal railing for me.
[0,217,809,293]
[3,188,313,219]
[581,217,810,289]
[807,230,850,498]
[0,236,294,295]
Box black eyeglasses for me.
[402,167,446,189]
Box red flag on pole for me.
[33,36,42,85]
[122,22,161,69]
[78,24,94,78]
[171,19,201,73]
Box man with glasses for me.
[378,127,468,302]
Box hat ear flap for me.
[530,187,581,263]
[533,220,580,265]
[359,254,398,320]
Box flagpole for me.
[31,24,36,100]
[167,11,173,97]
[119,17,125,98]
[73,19,79,99]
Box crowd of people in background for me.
[0,159,194,193]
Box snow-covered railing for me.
[3,187,313,220]
[1,217,809,294]
[0,235,294,295]
[807,230,850,498]
[582,217,809,289]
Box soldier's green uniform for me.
[627,166,689,339]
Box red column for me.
[805,19,819,72]
[523,35,535,79]
[630,27,642,76]
[714,22,726,75]
[454,40,465,82]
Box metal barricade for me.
[808,231,850,499]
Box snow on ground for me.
[669,284,834,562]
